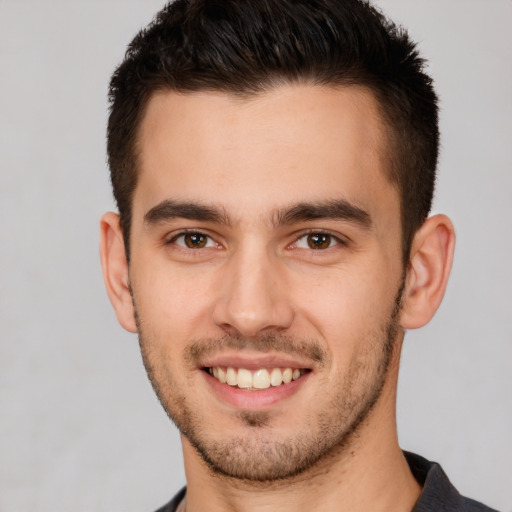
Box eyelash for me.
[166,229,220,250]
[291,230,348,251]
[165,229,348,252]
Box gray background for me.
[0,1,511,511]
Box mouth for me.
[198,353,315,409]
[204,366,309,390]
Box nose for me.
[212,245,294,338]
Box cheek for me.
[290,266,397,364]
[131,256,217,342]
[295,264,392,320]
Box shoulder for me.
[154,456,500,512]
[154,487,186,512]
[405,452,500,512]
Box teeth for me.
[226,367,237,386]
[270,368,283,386]
[253,369,270,389]
[237,368,252,389]
[208,366,306,389]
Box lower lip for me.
[201,370,310,410]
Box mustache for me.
[184,333,327,367]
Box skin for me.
[100,84,455,512]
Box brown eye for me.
[183,233,208,248]
[307,233,332,249]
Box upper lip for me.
[199,351,315,371]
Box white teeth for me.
[226,367,237,386]
[237,368,252,389]
[282,368,293,383]
[209,366,305,389]
[253,369,271,389]
[270,368,283,386]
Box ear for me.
[99,212,138,333]
[400,214,456,329]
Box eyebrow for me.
[273,200,372,229]
[144,200,230,227]
[143,198,372,230]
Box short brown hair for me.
[107,0,439,263]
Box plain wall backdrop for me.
[0,1,511,511]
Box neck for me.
[181,386,420,511]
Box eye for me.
[295,232,340,250]
[172,232,216,249]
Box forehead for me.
[134,84,397,224]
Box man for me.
[99,1,497,510]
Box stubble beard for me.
[135,282,404,483]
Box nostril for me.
[212,304,295,339]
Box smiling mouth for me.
[205,366,309,390]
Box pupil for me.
[185,233,206,248]
[308,233,330,249]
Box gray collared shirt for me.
[155,452,499,512]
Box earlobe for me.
[99,212,138,333]
[400,214,456,330]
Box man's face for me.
[128,85,405,480]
